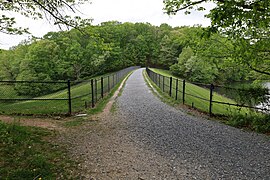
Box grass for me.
[62,70,133,128]
[63,117,91,127]
[87,70,134,115]
[143,70,175,103]
[0,69,136,180]
[0,85,27,99]
[149,68,249,116]
[0,121,78,179]
[147,68,270,134]
[0,71,129,116]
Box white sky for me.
[0,0,215,50]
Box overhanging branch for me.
[168,0,207,13]
[247,63,270,76]
[168,0,265,14]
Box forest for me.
[0,21,267,96]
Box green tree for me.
[15,40,62,96]
[170,46,194,77]
[1,0,92,35]
[0,43,29,80]
[163,0,270,76]
[164,0,269,38]
[184,56,217,83]
[158,35,179,68]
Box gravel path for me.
[66,68,270,179]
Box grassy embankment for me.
[0,71,128,115]
[149,68,249,116]
[148,68,270,133]
[0,70,135,179]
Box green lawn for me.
[149,68,249,116]
[0,121,77,179]
[0,72,126,115]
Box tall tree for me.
[163,0,270,76]
[0,0,92,35]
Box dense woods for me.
[0,22,265,89]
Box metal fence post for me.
[163,76,165,92]
[209,84,214,116]
[159,74,161,88]
[155,72,157,84]
[113,74,115,87]
[67,80,72,115]
[169,77,172,97]
[108,76,110,92]
[101,77,104,98]
[95,79,97,102]
[175,79,178,100]
[183,80,186,104]
[91,79,95,108]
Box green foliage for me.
[170,46,218,83]
[169,28,253,83]
[1,0,92,35]
[170,46,193,77]
[227,113,270,133]
[163,0,270,77]
[164,0,270,38]
[0,121,76,179]
[184,56,217,83]
[0,22,265,96]
[234,85,269,107]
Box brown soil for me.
[0,115,65,131]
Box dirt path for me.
[62,68,270,179]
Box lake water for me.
[257,83,270,112]
[215,82,270,113]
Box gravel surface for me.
[65,68,270,179]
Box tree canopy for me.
[0,21,265,95]
[0,0,92,35]
[163,0,270,76]
[164,0,270,37]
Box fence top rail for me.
[147,67,270,115]
[212,100,270,111]
[0,98,68,101]
[0,66,140,84]
[191,82,212,87]
[147,68,270,93]
[0,80,67,84]
[147,68,179,81]
[214,84,270,94]
[148,68,188,82]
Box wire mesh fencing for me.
[146,68,270,116]
[0,66,139,116]
[0,81,68,115]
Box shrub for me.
[227,113,270,133]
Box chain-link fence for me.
[146,68,270,116]
[0,66,139,116]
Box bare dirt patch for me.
[0,115,65,131]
